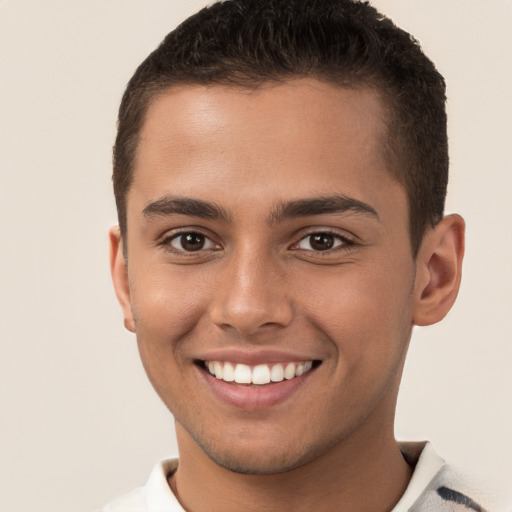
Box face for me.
[114,79,419,474]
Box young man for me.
[103,0,493,510]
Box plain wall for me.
[0,1,510,510]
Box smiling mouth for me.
[200,360,320,385]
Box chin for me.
[191,428,330,475]
[203,445,310,475]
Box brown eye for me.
[181,233,205,251]
[296,232,349,252]
[309,233,335,251]
[170,232,217,252]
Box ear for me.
[109,226,136,333]
[413,214,465,326]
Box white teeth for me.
[206,360,314,385]
[270,364,284,382]
[252,364,271,385]
[223,362,235,382]
[296,362,312,376]
[284,362,296,380]
[234,364,252,384]
[213,361,223,380]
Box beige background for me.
[0,1,510,510]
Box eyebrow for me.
[141,194,379,224]
[142,196,231,222]
[269,195,379,224]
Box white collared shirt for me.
[100,442,504,512]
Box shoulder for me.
[397,442,510,512]
[413,464,509,512]
[98,459,182,512]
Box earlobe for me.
[109,226,136,333]
[413,214,465,326]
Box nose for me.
[208,248,294,337]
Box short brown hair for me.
[113,0,448,256]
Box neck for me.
[169,419,412,512]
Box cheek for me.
[130,265,209,336]
[128,266,213,393]
[297,261,415,367]
[128,268,210,411]
[295,263,415,426]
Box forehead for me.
[129,79,404,221]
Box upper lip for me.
[196,348,321,366]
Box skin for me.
[110,79,465,512]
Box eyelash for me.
[159,229,354,256]
[292,230,355,254]
[159,231,220,255]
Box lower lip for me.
[198,366,315,410]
